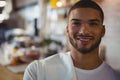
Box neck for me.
[70,48,103,70]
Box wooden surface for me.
[0,65,24,80]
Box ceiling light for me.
[56,1,62,7]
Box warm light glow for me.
[56,1,62,7]
[50,0,59,8]
[0,1,6,7]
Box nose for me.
[79,23,90,35]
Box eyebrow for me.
[71,19,100,22]
[71,19,81,22]
[89,19,100,22]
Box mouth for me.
[75,35,94,44]
[76,36,94,40]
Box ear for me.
[66,25,69,34]
[101,25,105,37]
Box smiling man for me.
[23,0,120,80]
[66,2,105,70]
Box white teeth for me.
[80,38,89,41]
[76,36,80,39]
[76,36,91,41]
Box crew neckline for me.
[75,62,105,74]
[67,51,105,74]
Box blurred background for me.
[0,0,120,80]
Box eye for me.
[89,22,98,26]
[72,21,81,26]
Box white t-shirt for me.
[23,52,120,80]
[75,62,119,80]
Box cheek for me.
[70,27,79,34]
[95,30,103,38]
[67,28,75,39]
[67,26,82,35]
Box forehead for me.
[69,8,101,21]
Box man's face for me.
[66,8,105,54]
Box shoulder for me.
[23,60,38,80]
[103,62,120,79]
[38,52,70,65]
[25,52,70,70]
[23,52,71,80]
[23,60,39,76]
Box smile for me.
[76,35,94,40]
[75,35,94,45]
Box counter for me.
[0,65,24,80]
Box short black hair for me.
[68,0,104,23]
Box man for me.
[23,0,119,80]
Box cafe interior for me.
[0,0,120,80]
